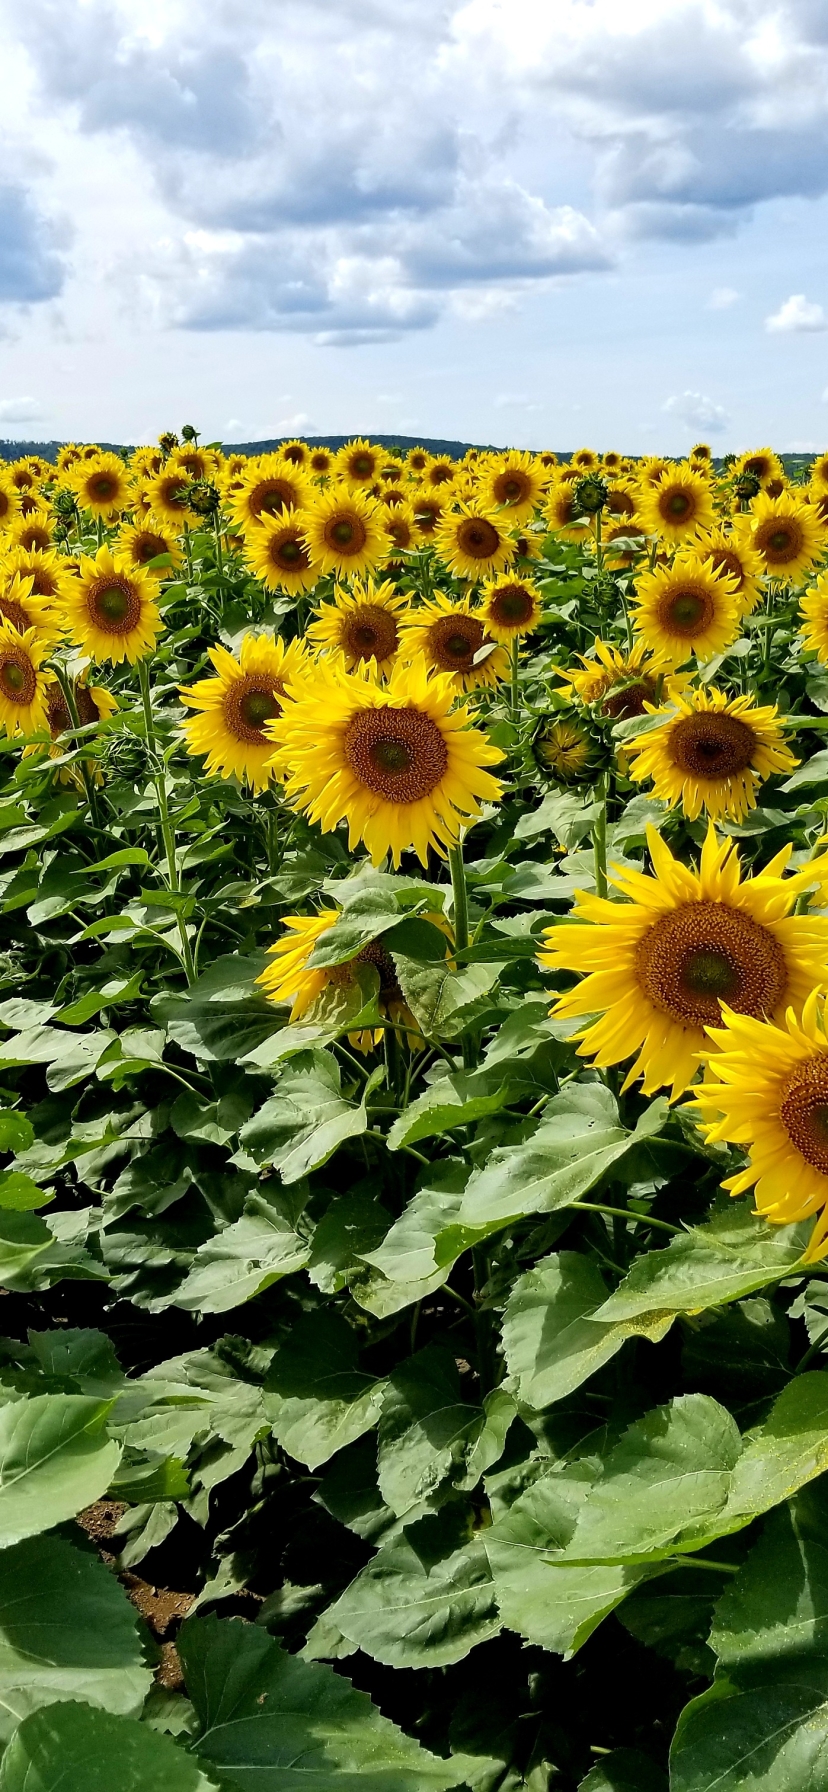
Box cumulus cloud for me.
[766,293,828,333]
[707,286,740,309]
[0,184,67,304]
[663,391,730,431]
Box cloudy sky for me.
[1,0,827,452]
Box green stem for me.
[570,1200,683,1236]
[594,507,603,574]
[51,663,102,831]
[448,838,470,956]
[137,658,195,984]
[510,636,520,722]
[472,1243,496,1394]
[592,769,608,900]
[665,1555,739,1576]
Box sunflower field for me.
[2,429,828,1790]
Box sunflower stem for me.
[594,507,604,574]
[137,657,195,984]
[51,662,102,833]
[509,636,520,721]
[592,769,608,900]
[449,837,476,1070]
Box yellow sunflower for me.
[280,440,309,469]
[267,652,504,867]
[243,513,317,596]
[406,447,431,476]
[510,529,543,564]
[480,573,542,642]
[0,621,51,738]
[257,908,431,1052]
[625,686,797,823]
[602,451,623,472]
[637,456,672,490]
[301,485,388,579]
[44,675,118,740]
[308,579,408,674]
[571,448,599,471]
[381,503,417,563]
[143,467,197,529]
[481,451,547,524]
[8,514,53,554]
[800,572,828,664]
[335,439,383,486]
[231,457,311,530]
[69,453,132,518]
[0,475,20,529]
[308,446,334,476]
[637,464,716,544]
[180,633,308,794]
[433,503,514,582]
[691,992,828,1262]
[130,446,164,479]
[631,550,740,668]
[603,478,640,523]
[2,545,69,605]
[410,488,450,541]
[690,443,712,465]
[8,461,38,493]
[0,570,62,642]
[809,453,828,496]
[59,547,162,665]
[696,526,765,615]
[734,490,827,586]
[398,594,508,692]
[556,639,679,720]
[544,481,590,541]
[171,445,220,484]
[603,519,647,570]
[56,444,83,476]
[423,458,456,490]
[539,824,828,1099]
[536,719,593,781]
[116,517,184,580]
[733,448,785,490]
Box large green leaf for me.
[180,1611,473,1789]
[0,1396,120,1545]
[595,1205,811,1324]
[387,1067,517,1151]
[578,1750,666,1791]
[0,1534,151,1739]
[377,1346,491,1518]
[240,1053,368,1181]
[0,1702,217,1791]
[172,1193,311,1313]
[502,1251,672,1411]
[263,1311,385,1470]
[327,1506,501,1668]
[352,1162,474,1318]
[671,1685,828,1792]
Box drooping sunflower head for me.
[631,550,740,668]
[696,526,765,614]
[59,546,162,665]
[799,572,828,665]
[0,620,50,738]
[398,593,508,691]
[336,439,383,487]
[0,476,20,529]
[180,633,309,794]
[734,489,827,586]
[625,685,797,823]
[539,822,828,1099]
[481,451,547,524]
[266,652,504,867]
[433,503,514,582]
[480,573,542,642]
[69,452,132,518]
[638,464,716,543]
[243,512,317,596]
[231,456,311,530]
[536,718,594,781]
[734,447,784,490]
[557,638,670,720]
[116,517,184,580]
[308,579,408,674]
[300,485,388,579]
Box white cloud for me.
[494,393,542,411]
[0,396,45,422]
[766,293,827,332]
[707,286,739,309]
[663,390,729,431]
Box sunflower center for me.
[47,683,100,736]
[251,480,296,518]
[662,490,693,520]
[668,712,756,778]
[709,547,744,588]
[356,939,403,1001]
[428,614,486,672]
[490,584,534,627]
[350,455,374,478]
[324,513,368,554]
[135,534,167,563]
[635,900,787,1029]
[0,494,10,519]
[388,520,412,549]
[607,489,635,516]
[657,583,713,636]
[160,479,189,510]
[457,518,501,559]
[493,472,529,506]
[87,578,142,635]
[223,675,286,744]
[756,519,804,565]
[780,1060,828,1175]
[602,679,654,720]
[0,598,30,633]
[344,705,449,804]
[340,604,399,664]
[0,649,35,706]
[270,534,309,571]
[88,474,118,501]
[284,445,306,466]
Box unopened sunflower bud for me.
[187,479,220,517]
[180,424,199,443]
[733,471,760,501]
[574,474,608,516]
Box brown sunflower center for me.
[429,465,453,487]
[223,675,285,744]
[269,533,310,572]
[492,471,530,506]
[387,519,413,550]
[283,445,306,466]
[668,712,756,778]
[602,678,655,720]
[310,451,330,471]
[355,938,403,1001]
[159,478,189,511]
[250,479,297,519]
[0,597,30,633]
[456,517,501,559]
[340,604,399,663]
[780,1059,828,1175]
[323,511,368,555]
[19,525,50,552]
[744,457,770,480]
[427,614,486,672]
[87,577,142,635]
[755,517,804,566]
[46,683,101,736]
[344,705,449,804]
[635,900,787,1028]
[489,583,534,627]
[87,474,119,502]
[607,489,636,516]
[133,533,168,564]
[0,493,12,520]
[657,582,714,636]
[708,546,744,589]
[661,489,693,521]
[0,647,36,706]
[349,454,375,479]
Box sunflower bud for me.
[733,471,760,501]
[158,431,179,456]
[574,474,608,516]
[52,488,77,519]
[180,424,199,443]
[186,479,220,517]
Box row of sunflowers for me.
[1,429,828,1788]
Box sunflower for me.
[243,513,317,596]
[257,908,429,1052]
[56,444,83,476]
[0,569,62,643]
[631,550,740,668]
[538,452,558,471]
[336,439,383,486]
[571,448,599,471]
[381,502,417,562]
[44,675,118,739]
[267,652,504,867]
[480,451,547,524]
[625,686,797,823]
[0,475,20,529]
[691,992,828,1262]
[59,547,162,665]
[0,621,50,738]
[1,546,69,606]
[637,457,672,490]
[116,517,184,580]
[305,446,332,476]
[280,440,309,469]
[223,454,248,480]
[602,451,622,472]
[308,579,408,673]
[410,489,449,540]
[734,490,827,586]
[298,484,386,578]
[433,503,514,582]
[231,457,311,530]
[424,459,456,490]
[690,443,712,464]
[539,824,828,1099]
[696,525,765,615]
[638,465,716,544]
[130,446,164,479]
[733,448,784,490]
[603,478,639,522]
[180,633,308,794]
[8,461,37,493]
[406,448,431,475]
[810,453,828,496]
[536,719,593,781]
[801,573,828,665]
[557,639,676,720]
[603,519,647,570]
[398,594,508,692]
[510,529,543,564]
[8,514,53,554]
[544,482,590,541]
[69,453,132,518]
[171,446,220,485]
[480,573,542,642]
[143,467,197,529]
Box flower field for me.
[2,430,828,1788]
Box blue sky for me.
[0,0,827,452]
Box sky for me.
[0,0,827,453]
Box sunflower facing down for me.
[625,686,797,823]
[734,489,828,586]
[301,485,388,579]
[116,517,184,580]
[631,550,740,668]
[398,594,508,692]
[59,547,162,665]
[308,579,409,673]
[266,652,504,866]
[538,823,828,1100]
[480,574,543,643]
[179,634,308,794]
[0,621,51,738]
[258,908,437,1052]
[637,464,716,544]
[243,513,317,596]
[433,503,514,581]
[691,992,828,1262]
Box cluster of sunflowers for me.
[5,428,828,1266]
